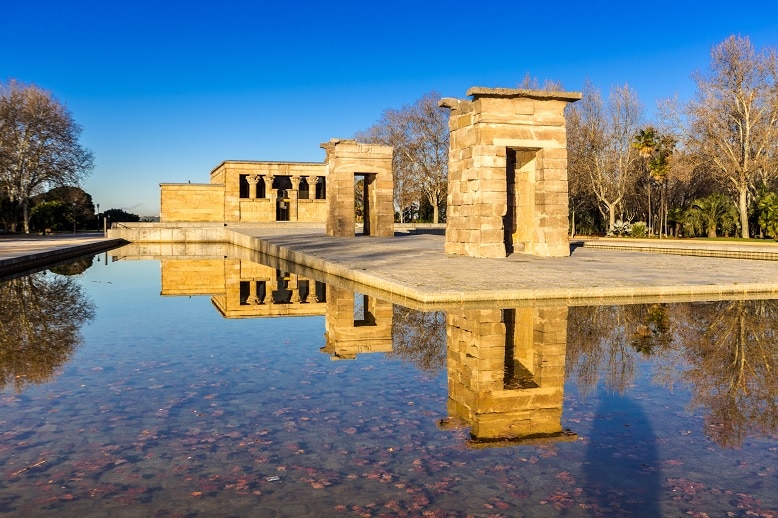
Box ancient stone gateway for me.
[321,139,394,238]
[439,87,582,258]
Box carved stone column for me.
[246,175,260,199]
[307,175,319,199]
[289,176,300,221]
[288,273,300,303]
[263,175,274,199]
[245,280,261,305]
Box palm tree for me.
[632,127,675,237]
[633,128,657,235]
[667,206,685,237]
[684,194,739,238]
[756,191,778,239]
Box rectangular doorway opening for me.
[354,173,377,236]
[354,293,376,327]
[504,148,537,255]
[502,309,539,389]
[504,150,516,255]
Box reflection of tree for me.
[0,272,95,392]
[567,300,778,447]
[388,306,446,372]
[49,257,93,276]
[566,304,673,397]
[676,300,778,447]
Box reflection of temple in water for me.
[445,307,573,445]
[160,258,327,318]
[120,246,574,445]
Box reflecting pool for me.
[0,249,776,517]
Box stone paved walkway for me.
[229,228,778,307]
[5,229,778,308]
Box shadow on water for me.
[582,392,662,516]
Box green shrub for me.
[630,221,647,237]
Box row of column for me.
[244,273,323,306]
[244,174,321,222]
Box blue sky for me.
[4,0,777,216]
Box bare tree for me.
[674,299,778,447]
[517,73,564,92]
[567,81,644,231]
[355,91,448,223]
[0,80,94,233]
[686,35,778,238]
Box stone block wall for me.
[161,183,225,222]
[439,88,581,258]
[238,199,276,222]
[297,199,327,222]
[161,259,226,296]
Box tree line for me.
[359,35,778,238]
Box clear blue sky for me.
[4,0,777,216]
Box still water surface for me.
[0,253,776,517]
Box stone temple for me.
[138,86,581,259]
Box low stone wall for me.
[107,222,326,244]
[108,222,229,243]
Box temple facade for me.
[160,160,327,223]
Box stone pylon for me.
[439,88,581,258]
[321,139,394,238]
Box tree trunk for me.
[647,183,652,236]
[22,200,30,234]
[739,187,749,238]
[570,209,576,238]
[608,203,616,232]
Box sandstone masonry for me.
[439,88,581,258]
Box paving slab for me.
[228,227,778,306]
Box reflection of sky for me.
[80,256,326,358]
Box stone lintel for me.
[320,138,392,160]
[466,87,582,103]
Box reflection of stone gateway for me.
[445,306,574,444]
[321,286,393,360]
